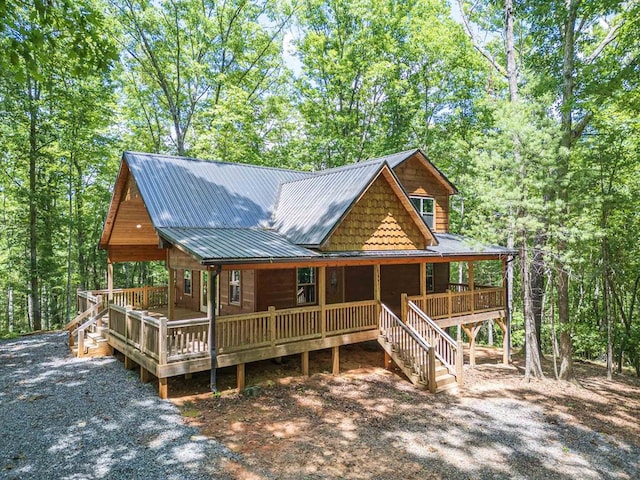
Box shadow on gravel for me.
[185,345,640,480]
[0,333,233,480]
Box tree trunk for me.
[556,0,580,382]
[28,77,42,331]
[522,237,544,380]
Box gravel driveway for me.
[0,333,233,479]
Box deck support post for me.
[384,350,391,369]
[159,377,168,399]
[301,351,309,377]
[496,318,509,365]
[462,323,482,368]
[456,339,464,385]
[237,363,245,391]
[140,367,150,383]
[208,266,221,393]
[332,346,339,375]
[124,355,135,370]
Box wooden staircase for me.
[378,303,461,393]
[65,292,112,358]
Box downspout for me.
[209,265,222,393]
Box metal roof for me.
[124,152,310,229]
[157,227,319,263]
[272,161,384,246]
[430,233,516,256]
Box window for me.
[229,270,241,305]
[426,263,434,293]
[410,196,435,229]
[184,270,192,295]
[297,267,316,305]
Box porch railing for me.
[91,286,168,310]
[108,299,379,365]
[408,286,505,320]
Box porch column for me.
[107,258,114,302]
[374,264,381,317]
[468,261,475,315]
[419,262,427,305]
[208,267,220,393]
[319,266,326,338]
[167,267,175,321]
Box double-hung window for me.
[229,270,241,305]
[410,196,435,229]
[296,268,316,305]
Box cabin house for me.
[68,149,515,398]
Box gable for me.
[322,171,433,251]
[108,173,158,246]
[393,153,452,233]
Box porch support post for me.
[384,350,391,369]
[495,318,509,365]
[332,346,340,375]
[140,367,150,383]
[401,293,407,322]
[208,266,221,393]
[158,377,168,399]
[319,266,326,338]
[167,266,175,321]
[462,323,482,368]
[373,264,381,317]
[420,262,427,307]
[237,363,245,391]
[301,351,309,377]
[107,258,113,302]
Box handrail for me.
[380,304,432,352]
[407,301,456,349]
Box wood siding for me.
[433,263,450,293]
[175,268,201,311]
[324,175,426,251]
[345,266,374,302]
[394,154,451,233]
[219,270,256,315]
[256,268,299,311]
[380,264,421,312]
[109,176,159,245]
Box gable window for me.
[410,196,435,229]
[184,270,192,295]
[297,267,316,305]
[229,270,241,305]
[426,263,434,293]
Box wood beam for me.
[107,245,166,262]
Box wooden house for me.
[68,149,515,397]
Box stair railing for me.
[405,297,463,383]
[380,304,437,390]
[73,307,109,357]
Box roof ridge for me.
[277,160,383,187]
[356,148,419,164]
[124,151,310,175]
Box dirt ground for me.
[169,343,640,479]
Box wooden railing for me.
[107,299,379,365]
[379,304,434,387]
[92,286,168,310]
[406,298,462,381]
[409,286,505,320]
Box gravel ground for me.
[0,333,235,480]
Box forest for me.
[0,0,639,381]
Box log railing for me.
[107,299,379,365]
[408,286,505,320]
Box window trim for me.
[410,195,435,230]
[296,267,317,306]
[184,270,192,296]
[229,270,241,306]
